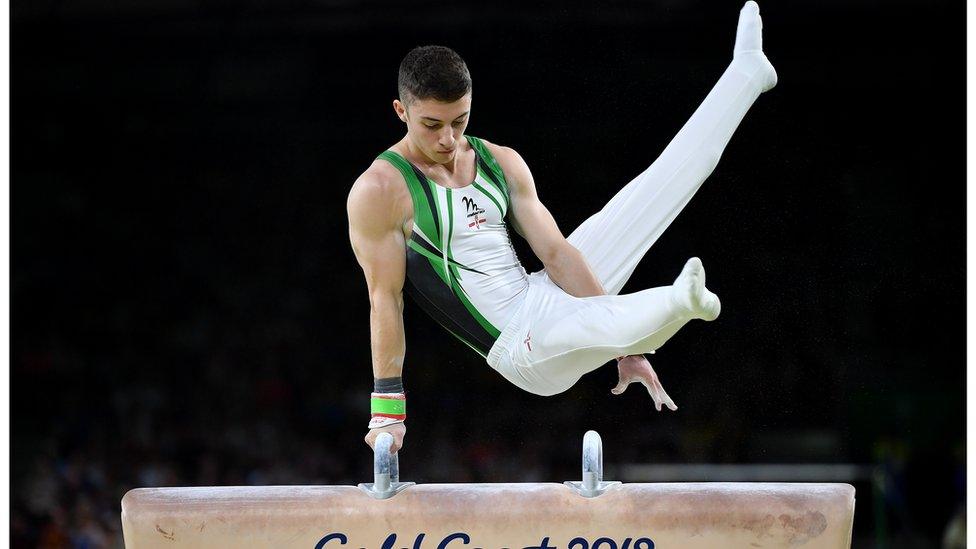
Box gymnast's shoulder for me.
[347,154,411,229]
[472,137,533,189]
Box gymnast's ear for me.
[393,99,408,123]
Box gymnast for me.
[347,1,777,453]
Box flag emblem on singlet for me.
[462,196,486,229]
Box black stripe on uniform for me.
[405,247,494,356]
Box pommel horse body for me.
[121,431,855,548]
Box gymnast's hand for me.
[364,422,407,454]
[611,355,678,412]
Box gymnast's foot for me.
[733,1,777,92]
[671,257,721,321]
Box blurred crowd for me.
[10,315,966,548]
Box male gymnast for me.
[348,1,777,454]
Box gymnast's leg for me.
[513,258,719,397]
[517,2,776,401]
[551,1,777,295]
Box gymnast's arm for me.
[489,143,607,298]
[347,167,409,452]
[490,144,675,408]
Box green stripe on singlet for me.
[472,181,505,218]
[448,263,500,338]
[445,187,455,282]
[465,135,510,211]
[376,150,441,248]
[475,157,508,207]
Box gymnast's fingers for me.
[641,378,676,412]
[659,386,678,412]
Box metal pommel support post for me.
[357,432,415,499]
[358,430,620,500]
[564,430,621,497]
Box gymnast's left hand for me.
[364,421,407,454]
[611,355,678,412]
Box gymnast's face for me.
[394,93,471,165]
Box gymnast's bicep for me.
[347,172,407,304]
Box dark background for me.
[11,0,965,547]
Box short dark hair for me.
[397,45,471,105]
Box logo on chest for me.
[461,196,487,229]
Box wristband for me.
[374,376,403,393]
[368,392,406,429]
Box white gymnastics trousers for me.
[486,15,776,396]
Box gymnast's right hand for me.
[612,355,678,412]
[365,422,407,454]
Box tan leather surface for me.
[122,483,855,548]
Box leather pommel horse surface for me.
[121,482,855,548]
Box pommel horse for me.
[121,431,855,548]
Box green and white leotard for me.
[376,135,529,358]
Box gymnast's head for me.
[393,45,472,164]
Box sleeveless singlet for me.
[376,135,529,358]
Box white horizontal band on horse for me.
[121,482,855,548]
